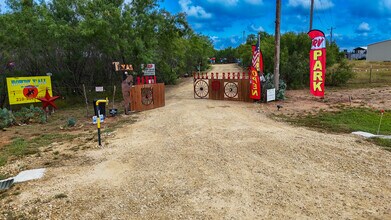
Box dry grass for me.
[349,60,391,84]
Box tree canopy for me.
[215,31,352,89]
[0,0,214,106]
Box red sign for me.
[250,66,261,100]
[23,85,38,99]
[308,30,326,97]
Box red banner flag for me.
[250,66,261,100]
[308,30,326,97]
[259,49,264,74]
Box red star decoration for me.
[37,89,60,109]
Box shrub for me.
[67,118,77,127]
[14,105,46,124]
[0,108,16,129]
[326,59,355,86]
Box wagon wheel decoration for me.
[141,87,153,106]
[224,82,238,98]
[194,80,209,98]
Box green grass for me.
[369,138,391,152]
[6,138,39,157]
[285,107,391,151]
[0,156,7,167]
[0,133,79,167]
[290,108,391,134]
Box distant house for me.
[347,47,367,60]
[367,40,391,62]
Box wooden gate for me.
[193,72,252,102]
[130,82,165,112]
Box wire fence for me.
[350,68,391,84]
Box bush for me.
[14,105,46,124]
[0,108,16,129]
[67,118,77,127]
[326,59,355,86]
[260,73,287,101]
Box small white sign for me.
[95,86,104,92]
[142,64,156,76]
[267,88,276,102]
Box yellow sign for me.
[6,76,53,105]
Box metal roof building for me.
[367,40,391,61]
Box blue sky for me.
[159,0,391,51]
[2,0,390,51]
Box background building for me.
[367,40,391,61]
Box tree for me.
[231,31,353,89]
[0,0,215,107]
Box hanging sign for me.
[6,76,53,105]
[308,29,327,97]
[142,64,156,76]
[95,86,104,92]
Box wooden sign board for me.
[112,62,133,72]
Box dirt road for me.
[2,64,391,219]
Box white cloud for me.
[230,37,237,44]
[179,0,212,19]
[193,23,204,30]
[357,22,370,32]
[381,0,391,9]
[250,24,264,32]
[288,0,334,10]
[244,0,263,5]
[206,0,262,6]
[207,0,239,6]
[210,36,220,44]
[296,15,307,22]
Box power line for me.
[328,27,336,42]
[316,14,325,30]
[318,0,332,28]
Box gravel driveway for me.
[2,64,391,219]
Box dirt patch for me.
[258,86,391,117]
[1,64,390,219]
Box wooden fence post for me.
[82,84,89,118]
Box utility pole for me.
[310,0,314,31]
[243,31,246,44]
[328,27,336,42]
[274,0,281,91]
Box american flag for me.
[252,40,260,71]
[252,37,264,73]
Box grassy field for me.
[0,104,137,180]
[284,108,391,151]
[0,134,78,167]
[349,60,391,84]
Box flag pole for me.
[258,34,261,75]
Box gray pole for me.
[274,0,281,91]
[310,0,314,31]
[328,27,336,43]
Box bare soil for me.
[1,64,391,219]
